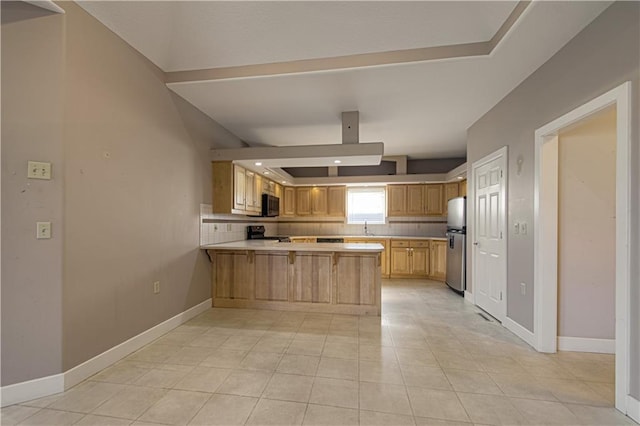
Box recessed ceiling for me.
[78,1,611,159]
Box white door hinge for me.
[500,291,503,301]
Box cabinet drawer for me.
[391,240,410,248]
[410,240,430,248]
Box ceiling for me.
[78,1,611,160]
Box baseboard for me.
[557,336,615,354]
[626,395,639,423]
[0,373,64,408]
[1,299,211,407]
[503,316,536,348]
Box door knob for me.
[473,242,479,246]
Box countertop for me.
[202,240,384,252]
[291,235,448,241]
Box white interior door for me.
[473,150,507,322]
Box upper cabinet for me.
[295,187,312,216]
[327,186,346,217]
[459,179,467,197]
[387,184,444,217]
[387,185,406,216]
[444,182,460,216]
[292,186,345,218]
[282,187,296,217]
[311,187,328,216]
[212,162,262,215]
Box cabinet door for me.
[255,253,289,301]
[282,187,295,216]
[245,171,256,211]
[390,247,411,275]
[424,184,444,216]
[253,174,263,212]
[327,186,346,217]
[406,185,425,216]
[296,187,312,215]
[411,247,430,276]
[233,165,246,210]
[311,187,328,216]
[387,185,406,216]
[429,241,447,281]
[444,183,460,216]
[292,253,332,303]
[459,179,467,197]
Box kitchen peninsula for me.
[203,240,383,315]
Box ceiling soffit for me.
[165,1,530,84]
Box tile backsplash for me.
[199,204,278,245]
[200,204,447,246]
[277,219,447,239]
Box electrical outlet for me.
[153,281,160,294]
[213,224,218,232]
[514,222,520,234]
[27,161,51,180]
[36,222,51,239]
[520,222,527,235]
[520,282,526,295]
[227,224,232,232]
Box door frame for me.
[533,81,631,413]
[469,146,508,322]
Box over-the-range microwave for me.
[261,194,280,217]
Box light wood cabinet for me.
[390,246,412,275]
[406,185,424,216]
[444,182,460,215]
[282,187,296,216]
[209,248,381,315]
[387,185,407,217]
[291,253,332,303]
[244,172,262,214]
[212,162,251,214]
[344,238,389,278]
[424,184,444,216]
[255,252,289,301]
[327,186,346,217]
[311,187,328,216]
[390,239,431,278]
[387,184,444,217]
[295,187,312,216]
[290,237,317,243]
[233,165,246,211]
[459,179,467,197]
[429,240,447,281]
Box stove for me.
[246,225,291,243]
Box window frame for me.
[346,186,387,225]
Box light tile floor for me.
[2,279,635,425]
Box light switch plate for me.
[36,222,51,239]
[27,161,52,180]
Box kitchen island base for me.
[206,247,382,316]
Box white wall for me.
[466,1,639,398]
[557,107,616,339]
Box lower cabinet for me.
[389,239,447,281]
[344,238,389,277]
[210,250,381,315]
[291,253,332,303]
[429,240,447,281]
[390,240,429,277]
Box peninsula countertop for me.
[201,240,384,252]
[290,235,448,241]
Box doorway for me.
[533,82,631,413]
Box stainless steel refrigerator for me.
[446,197,466,293]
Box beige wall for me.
[1,4,65,385]
[1,2,245,385]
[557,107,616,339]
[467,1,639,398]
